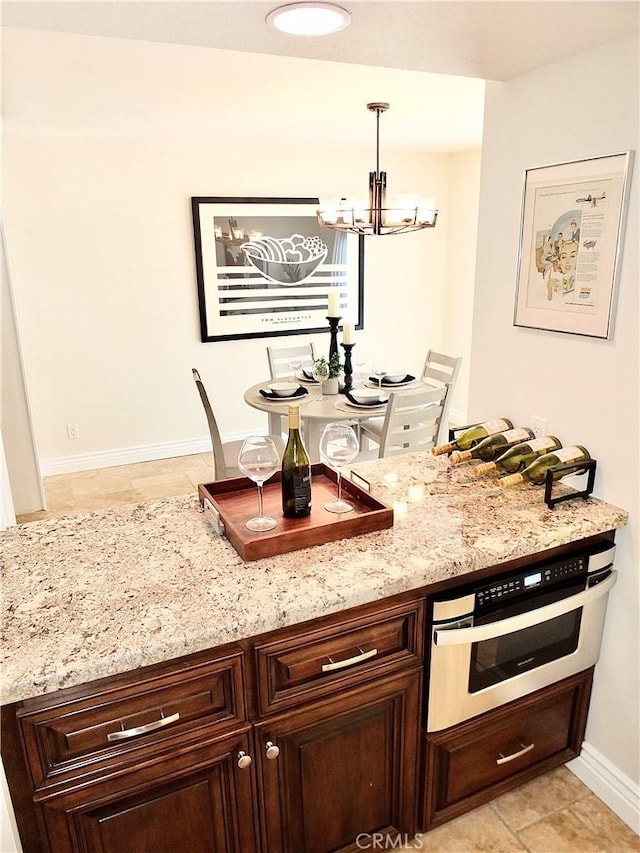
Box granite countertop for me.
[1,452,628,705]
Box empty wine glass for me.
[237,436,280,532]
[354,347,368,379]
[312,360,329,401]
[288,354,302,380]
[319,422,359,513]
[371,359,388,392]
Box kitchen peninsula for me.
[1,452,629,852]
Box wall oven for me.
[427,542,617,732]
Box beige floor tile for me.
[491,767,590,832]
[517,808,608,852]
[416,804,526,851]
[569,795,640,852]
[129,473,194,492]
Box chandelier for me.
[317,102,438,236]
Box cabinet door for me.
[254,669,421,853]
[36,728,259,853]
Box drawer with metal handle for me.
[254,598,424,715]
[18,648,246,789]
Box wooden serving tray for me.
[198,464,394,561]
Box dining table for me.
[243,373,423,462]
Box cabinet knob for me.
[237,750,252,769]
[265,741,280,760]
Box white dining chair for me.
[420,350,462,446]
[267,343,316,380]
[358,385,447,459]
[192,368,283,480]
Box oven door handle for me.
[434,570,617,646]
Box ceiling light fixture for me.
[266,2,351,37]
[317,102,438,236]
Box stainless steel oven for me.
[427,542,617,732]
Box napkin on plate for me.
[259,386,309,400]
[368,374,415,386]
[345,391,387,407]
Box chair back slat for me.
[378,386,446,457]
[420,350,463,445]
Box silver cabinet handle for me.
[496,741,534,765]
[107,711,180,742]
[265,741,280,760]
[434,570,617,647]
[237,750,252,769]
[321,647,378,673]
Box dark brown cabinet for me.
[421,668,594,830]
[3,597,425,853]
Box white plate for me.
[334,398,387,414]
[296,370,319,384]
[365,378,419,389]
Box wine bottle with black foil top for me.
[281,404,312,518]
[450,427,534,465]
[431,418,513,456]
[474,435,562,477]
[499,445,590,488]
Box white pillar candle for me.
[342,322,354,344]
[327,290,340,317]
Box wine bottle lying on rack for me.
[499,445,590,488]
[431,418,513,456]
[474,435,563,477]
[450,427,534,465]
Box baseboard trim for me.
[567,742,640,835]
[39,434,247,477]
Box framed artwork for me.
[513,151,634,339]
[192,196,365,342]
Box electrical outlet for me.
[531,416,548,439]
[66,424,80,440]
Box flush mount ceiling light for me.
[266,2,351,36]
[317,102,438,236]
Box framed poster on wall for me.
[192,196,365,342]
[513,151,634,339]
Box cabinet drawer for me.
[423,670,593,828]
[254,598,424,715]
[19,648,246,789]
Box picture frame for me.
[192,196,365,342]
[513,151,634,339]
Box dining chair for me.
[267,343,316,380]
[421,350,462,446]
[358,385,447,459]
[192,368,283,480]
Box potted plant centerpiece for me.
[314,353,342,395]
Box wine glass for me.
[237,436,280,532]
[288,354,302,381]
[371,359,388,392]
[319,422,360,514]
[312,360,329,401]
[354,347,368,380]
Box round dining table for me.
[243,377,391,462]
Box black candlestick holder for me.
[340,342,355,394]
[326,315,342,363]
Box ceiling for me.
[3,1,638,81]
[2,1,639,151]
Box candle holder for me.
[340,342,355,394]
[326,315,342,363]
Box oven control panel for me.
[475,555,586,610]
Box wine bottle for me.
[474,436,562,477]
[499,445,590,488]
[450,427,534,465]
[281,404,312,518]
[431,418,513,456]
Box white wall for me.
[2,28,478,490]
[471,34,639,821]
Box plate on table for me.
[296,370,319,385]
[333,397,387,414]
[259,385,309,401]
[366,374,417,389]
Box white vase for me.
[321,377,339,395]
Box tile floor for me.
[15,455,640,852]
